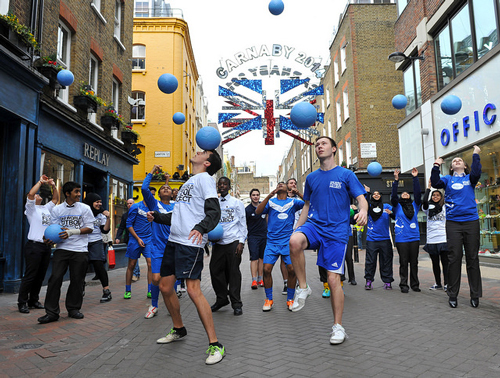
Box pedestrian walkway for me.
[0,248,499,377]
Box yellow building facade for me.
[132,16,199,187]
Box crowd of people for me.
[18,138,483,365]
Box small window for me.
[112,79,120,111]
[135,1,150,17]
[131,91,145,120]
[343,88,349,121]
[326,88,331,107]
[132,45,146,70]
[336,100,342,130]
[57,22,71,103]
[114,1,122,39]
[340,45,347,74]
[334,57,339,85]
[346,138,352,165]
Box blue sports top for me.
[142,173,174,251]
[126,201,152,240]
[391,177,421,243]
[366,203,393,242]
[245,203,268,239]
[303,166,365,243]
[262,197,304,245]
[430,154,481,222]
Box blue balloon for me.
[208,223,223,241]
[392,94,407,110]
[57,69,74,86]
[44,224,64,244]
[290,102,317,129]
[441,95,462,115]
[269,0,284,15]
[196,126,221,150]
[367,161,383,177]
[158,73,178,94]
[173,112,185,125]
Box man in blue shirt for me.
[256,182,304,311]
[290,136,367,345]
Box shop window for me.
[451,4,473,77]
[132,45,146,70]
[131,91,145,120]
[40,150,75,204]
[472,0,498,59]
[57,22,71,103]
[109,178,129,240]
[435,25,453,90]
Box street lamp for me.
[388,52,425,63]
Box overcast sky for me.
[166,0,347,175]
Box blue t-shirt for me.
[245,203,267,239]
[126,201,152,240]
[303,166,366,243]
[262,197,304,245]
[391,177,421,243]
[366,204,392,242]
[142,173,174,252]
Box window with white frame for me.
[89,56,99,123]
[321,99,325,113]
[112,79,120,111]
[114,0,121,39]
[326,88,331,107]
[334,57,339,85]
[336,99,342,130]
[92,0,101,12]
[134,0,150,17]
[328,120,332,138]
[57,22,71,102]
[346,138,352,165]
[343,88,349,121]
[0,2,9,14]
[131,91,145,120]
[338,146,344,166]
[341,44,347,74]
[132,45,146,70]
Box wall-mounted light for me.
[388,52,425,63]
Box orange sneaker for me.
[262,299,273,312]
[258,280,264,287]
[251,280,258,290]
[286,299,294,311]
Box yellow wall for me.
[132,18,199,182]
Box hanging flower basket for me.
[101,115,119,129]
[122,129,138,143]
[0,18,32,59]
[37,65,64,90]
[73,95,98,113]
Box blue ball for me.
[392,94,407,110]
[269,0,284,15]
[441,95,462,115]
[173,112,185,125]
[290,102,317,129]
[57,69,74,86]
[158,73,178,94]
[196,126,221,150]
[208,223,223,241]
[44,224,64,244]
[367,161,383,177]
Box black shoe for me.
[282,283,287,295]
[100,289,112,303]
[68,311,84,319]
[211,301,230,312]
[234,308,243,316]
[29,301,44,309]
[18,303,30,314]
[449,297,458,308]
[412,287,421,292]
[38,314,58,324]
[401,287,409,293]
[349,279,357,286]
[470,298,479,308]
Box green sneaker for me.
[147,291,151,299]
[205,345,225,365]
[322,288,331,298]
[124,291,131,299]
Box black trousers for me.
[44,249,89,318]
[364,239,394,283]
[428,244,449,287]
[17,241,51,305]
[396,240,420,290]
[446,220,482,299]
[209,240,242,309]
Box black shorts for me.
[160,241,204,280]
[88,240,106,261]
[248,236,267,261]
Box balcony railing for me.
[134,7,184,19]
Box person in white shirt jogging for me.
[209,176,247,316]
[38,181,94,324]
[18,175,59,314]
[148,149,225,365]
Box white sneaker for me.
[291,285,312,312]
[330,324,348,345]
[205,345,225,365]
[145,305,158,319]
[156,328,186,344]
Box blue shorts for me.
[125,238,152,260]
[160,241,204,280]
[264,243,292,266]
[248,236,267,261]
[294,222,346,274]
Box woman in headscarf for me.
[83,193,112,303]
[391,168,421,293]
[422,180,448,291]
[363,185,393,290]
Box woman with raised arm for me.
[431,145,482,308]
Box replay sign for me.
[216,44,324,79]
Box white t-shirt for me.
[25,198,55,243]
[424,206,447,244]
[89,213,107,243]
[217,194,248,245]
[168,172,218,247]
[51,201,95,252]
